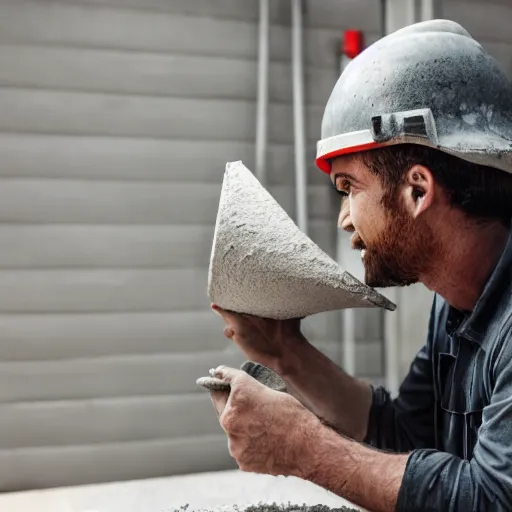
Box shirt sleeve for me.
[396,322,512,511]
[364,296,438,452]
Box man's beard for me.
[352,198,438,288]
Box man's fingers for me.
[212,305,244,339]
[212,304,255,326]
[211,304,238,322]
[210,389,230,418]
[213,365,243,382]
[209,366,244,418]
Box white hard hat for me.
[316,20,512,175]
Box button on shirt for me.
[364,230,512,511]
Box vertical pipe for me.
[382,0,418,397]
[381,0,440,398]
[255,0,270,185]
[383,288,400,397]
[421,0,442,21]
[338,45,356,375]
[291,0,308,234]
[342,300,357,374]
[385,0,416,33]
[337,232,356,372]
[380,0,387,38]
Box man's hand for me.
[212,305,304,374]
[211,304,373,441]
[209,365,406,512]
[209,365,320,477]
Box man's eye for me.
[336,178,351,196]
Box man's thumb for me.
[213,365,242,383]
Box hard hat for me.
[316,19,512,175]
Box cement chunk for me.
[196,376,230,392]
[208,161,395,320]
[196,361,287,393]
[240,361,287,393]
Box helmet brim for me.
[315,129,383,173]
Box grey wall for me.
[0,0,382,491]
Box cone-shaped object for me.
[208,161,395,319]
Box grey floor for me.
[0,470,365,512]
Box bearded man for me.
[208,20,512,512]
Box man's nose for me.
[338,200,354,232]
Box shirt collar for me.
[456,229,512,345]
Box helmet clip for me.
[370,108,439,146]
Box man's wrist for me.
[292,413,406,512]
[288,407,328,480]
[273,332,311,377]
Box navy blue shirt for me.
[364,230,512,511]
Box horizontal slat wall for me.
[0,0,383,490]
[444,0,512,43]
[0,89,323,143]
[0,221,334,268]
[0,310,337,361]
[0,0,380,65]
[0,342,381,405]
[47,0,381,29]
[0,394,223,448]
[0,135,326,186]
[444,0,512,75]
[0,351,247,402]
[0,181,333,224]
[0,46,338,105]
[0,435,235,492]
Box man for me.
[208,20,512,511]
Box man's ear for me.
[402,164,435,218]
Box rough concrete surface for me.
[172,503,359,512]
[240,361,287,392]
[0,470,366,512]
[196,376,231,392]
[208,161,395,320]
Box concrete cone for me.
[208,161,396,320]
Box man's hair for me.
[360,144,512,225]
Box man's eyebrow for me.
[331,172,360,185]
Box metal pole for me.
[380,0,387,38]
[336,230,357,373]
[255,0,270,185]
[420,0,442,21]
[342,295,357,374]
[338,44,357,375]
[291,0,308,234]
[383,288,400,396]
[385,0,416,33]
[381,0,416,397]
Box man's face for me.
[330,155,434,288]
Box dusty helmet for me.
[316,19,512,175]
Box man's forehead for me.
[329,154,367,181]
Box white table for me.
[0,470,365,512]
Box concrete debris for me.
[169,503,359,512]
[241,361,287,393]
[196,361,287,393]
[196,376,231,392]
